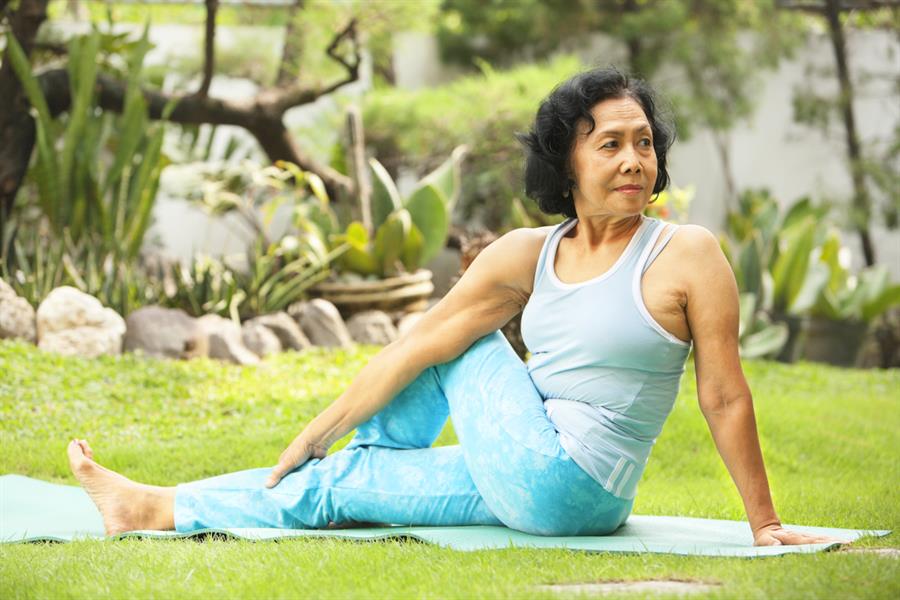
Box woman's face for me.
[568,96,658,218]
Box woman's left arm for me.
[679,226,842,547]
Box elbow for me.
[390,325,455,372]
[699,391,753,418]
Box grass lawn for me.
[1,339,898,599]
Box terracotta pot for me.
[799,317,870,368]
[309,269,434,318]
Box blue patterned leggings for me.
[174,330,633,536]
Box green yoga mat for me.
[1,475,889,557]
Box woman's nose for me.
[618,144,642,173]
[619,153,641,173]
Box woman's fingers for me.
[769,528,848,546]
[265,436,312,488]
[265,460,292,489]
[266,452,301,488]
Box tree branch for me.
[267,17,360,114]
[197,0,218,97]
[37,69,354,196]
[276,0,305,86]
[776,0,900,12]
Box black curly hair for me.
[515,66,676,219]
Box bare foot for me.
[67,439,171,535]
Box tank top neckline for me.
[546,216,656,290]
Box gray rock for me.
[197,314,259,365]
[346,310,398,345]
[246,312,310,351]
[242,321,282,357]
[396,311,425,338]
[36,286,125,358]
[288,299,354,348]
[124,306,208,359]
[0,278,36,343]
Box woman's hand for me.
[753,523,847,547]
[265,432,329,489]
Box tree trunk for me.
[276,1,306,86]
[197,0,218,97]
[712,130,737,211]
[621,0,644,75]
[0,0,49,223]
[824,0,876,265]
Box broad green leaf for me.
[345,221,370,248]
[738,235,762,297]
[862,284,900,322]
[374,210,411,277]
[300,201,338,242]
[368,158,402,230]
[818,230,846,293]
[858,265,889,305]
[305,172,329,205]
[838,281,869,321]
[780,196,816,232]
[790,261,829,314]
[338,244,378,276]
[419,144,468,214]
[812,287,842,321]
[401,223,425,272]
[756,200,780,252]
[405,183,449,266]
[738,292,757,338]
[740,322,789,359]
[771,219,815,314]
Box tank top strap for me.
[616,216,659,271]
[640,220,679,275]
[532,217,576,289]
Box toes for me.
[77,439,94,459]
[67,440,86,467]
[70,438,94,460]
[67,439,96,473]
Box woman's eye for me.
[601,141,617,149]
[640,138,652,147]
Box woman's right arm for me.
[265,228,542,488]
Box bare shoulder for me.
[668,224,727,267]
[667,224,736,300]
[670,223,720,253]
[481,226,552,297]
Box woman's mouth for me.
[615,185,643,195]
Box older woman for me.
[69,67,836,546]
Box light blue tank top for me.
[520,215,692,500]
